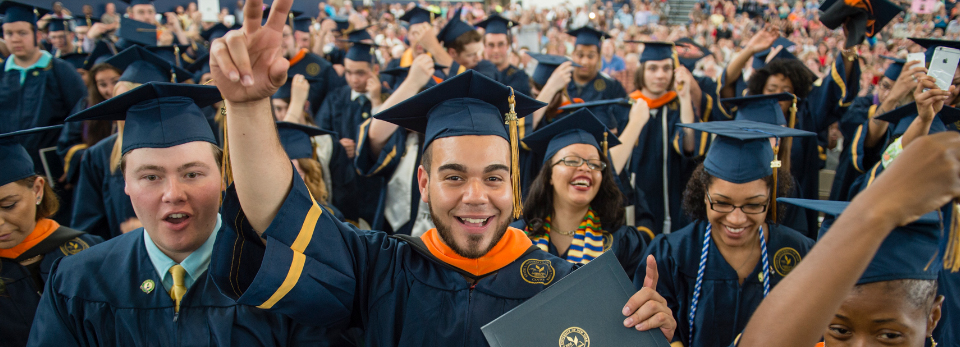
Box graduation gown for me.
[28,228,326,347]
[0,55,87,176]
[70,134,137,240]
[829,96,874,202]
[635,219,815,347]
[566,74,628,131]
[208,172,580,346]
[354,122,418,234]
[288,49,345,115]
[1,225,101,347]
[510,219,647,280]
[934,270,960,347]
[494,63,531,97]
[316,85,384,142]
[448,59,499,80]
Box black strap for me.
[13,227,85,263]
[389,234,541,281]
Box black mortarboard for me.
[437,12,476,47]
[65,83,221,154]
[819,0,903,48]
[104,46,193,83]
[879,55,905,81]
[187,53,210,82]
[47,18,69,32]
[475,14,514,35]
[554,98,630,130]
[399,7,434,26]
[522,109,621,165]
[200,23,231,42]
[676,38,709,71]
[874,102,960,136]
[567,26,609,47]
[60,52,87,69]
[779,198,943,284]
[262,6,302,27]
[639,42,675,63]
[329,16,351,33]
[277,122,336,160]
[0,125,63,186]
[119,17,157,46]
[73,15,99,27]
[910,38,960,65]
[527,53,581,87]
[146,44,190,67]
[0,1,49,24]
[722,93,797,126]
[752,39,800,70]
[374,70,546,218]
[292,16,313,33]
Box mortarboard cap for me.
[554,98,630,130]
[345,42,378,64]
[638,41,675,63]
[909,38,960,65]
[0,125,63,186]
[374,70,546,218]
[104,45,193,83]
[118,0,154,6]
[399,7,434,26]
[527,53,581,87]
[752,42,801,70]
[436,13,476,47]
[65,82,221,154]
[676,38,709,71]
[522,108,621,166]
[0,1,50,24]
[200,23,231,42]
[475,14,514,35]
[146,44,190,67]
[262,6,302,27]
[73,15,99,27]
[82,40,116,70]
[874,102,960,136]
[328,16,351,34]
[567,26,609,48]
[879,55,905,81]
[187,53,210,82]
[277,122,336,160]
[291,16,313,33]
[119,17,157,46]
[47,18,69,32]
[778,198,943,284]
[59,52,87,70]
[272,75,321,99]
[341,26,373,42]
[820,0,903,48]
[722,93,796,126]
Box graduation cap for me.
[679,120,815,220]
[46,18,69,32]
[262,6,303,27]
[200,23,231,42]
[146,44,190,67]
[567,26,609,48]
[65,82,221,154]
[104,46,193,83]
[0,1,50,24]
[751,41,801,70]
[276,122,336,160]
[328,16,351,34]
[554,98,630,130]
[436,12,476,47]
[291,16,313,33]
[187,53,210,82]
[341,27,378,63]
[778,198,947,283]
[117,0,154,6]
[675,38,709,71]
[909,38,960,65]
[272,74,322,99]
[119,17,157,46]
[340,26,373,42]
[73,15,99,28]
[374,70,546,218]
[0,125,63,186]
[874,102,960,136]
[819,0,903,48]
[638,41,675,63]
[59,52,87,70]
[399,7,434,26]
[521,108,621,166]
[879,55,905,81]
[722,93,797,126]
[527,53,581,87]
[82,40,116,70]
[475,14,514,35]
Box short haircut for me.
[853,279,939,313]
[447,30,483,53]
[119,143,224,175]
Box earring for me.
[36,198,41,206]
[930,336,937,347]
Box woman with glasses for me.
[511,109,646,278]
[633,120,817,347]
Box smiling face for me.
[704,177,769,248]
[95,69,121,100]
[0,177,43,249]
[549,144,603,210]
[418,135,514,259]
[123,141,222,262]
[572,44,600,81]
[825,281,942,347]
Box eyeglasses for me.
[705,193,768,214]
[553,156,607,171]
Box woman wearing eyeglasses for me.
[511,109,646,278]
[633,120,817,347]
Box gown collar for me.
[420,226,534,277]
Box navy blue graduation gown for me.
[0,55,87,175]
[566,74,628,131]
[325,46,345,66]
[448,59,499,80]
[934,270,960,346]
[1,226,101,347]
[28,228,326,346]
[829,96,874,202]
[316,85,383,142]
[509,220,647,280]
[288,51,345,115]
[208,172,579,346]
[381,59,405,90]
[495,63,531,97]
[635,219,814,347]
[70,134,137,240]
[354,121,417,234]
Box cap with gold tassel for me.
[520,107,621,176]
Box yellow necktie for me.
[168,265,187,313]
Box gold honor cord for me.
[948,201,960,272]
[506,87,522,219]
[770,139,782,222]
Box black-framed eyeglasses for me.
[705,193,768,214]
[553,156,607,171]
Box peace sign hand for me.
[210,0,291,105]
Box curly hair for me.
[747,58,817,99]
[522,151,624,237]
[681,162,794,223]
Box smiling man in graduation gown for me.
[28,83,325,346]
[476,14,531,97]
[203,1,678,344]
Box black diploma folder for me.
[481,252,672,347]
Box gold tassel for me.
[770,139,782,222]
[506,87,523,219]
[220,105,232,187]
[789,95,798,129]
[946,200,960,272]
[602,131,609,156]
[174,45,181,68]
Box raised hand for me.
[745,24,780,55]
[890,60,927,100]
[623,255,676,340]
[209,0,291,105]
[914,75,953,121]
[406,54,436,88]
[543,61,574,95]
[674,65,693,100]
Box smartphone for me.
[928,46,960,91]
[907,52,925,65]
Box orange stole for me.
[420,227,533,277]
[0,219,60,259]
[629,90,677,109]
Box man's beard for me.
[430,204,510,259]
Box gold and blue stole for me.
[529,209,606,263]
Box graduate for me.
[512,108,646,278]
[278,11,344,116]
[71,46,193,240]
[29,83,326,346]
[205,4,679,342]
[565,26,627,121]
[381,6,434,89]
[0,1,87,189]
[0,126,102,347]
[276,121,349,221]
[612,42,702,235]
[475,14,531,97]
[636,120,817,347]
[45,17,81,57]
[432,8,498,78]
[717,27,860,238]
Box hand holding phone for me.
[927,47,960,91]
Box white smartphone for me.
[907,52,925,65]
[928,46,960,91]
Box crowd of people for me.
[2,0,960,346]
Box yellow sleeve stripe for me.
[851,123,864,173]
[371,146,397,175]
[701,94,714,122]
[715,75,731,118]
[63,143,88,173]
[672,129,682,155]
[866,162,880,187]
[258,194,322,309]
[671,341,685,347]
[638,226,655,241]
[292,196,322,252]
[831,63,849,107]
[356,118,372,153]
